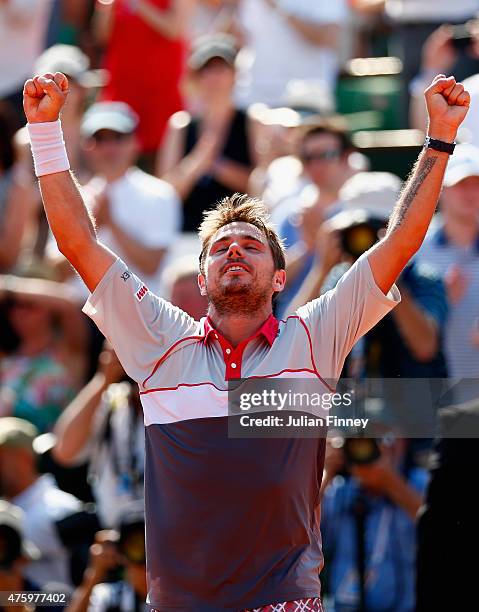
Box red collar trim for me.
[202,313,279,347]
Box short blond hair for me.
[198,193,286,276]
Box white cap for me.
[444,143,479,187]
[339,171,402,220]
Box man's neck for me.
[207,307,273,347]
[444,214,479,248]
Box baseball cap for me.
[0,417,38,451]
[338,171,402,220]
[0,501,40,569]
[34,44,108,88]
[81,102,139,138]
[444,143,479,187]
[188,34,238,71]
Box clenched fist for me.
[23,72,69,124]
[425,75,471,142]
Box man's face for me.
[198,222,285,315]
[442,176,479,222]
[300,133,347,189]
[84,129,138,176]
[0,447,27,497]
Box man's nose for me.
[227,242,244,258]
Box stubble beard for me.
[206,276,272,316]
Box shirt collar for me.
[202,313,279,347]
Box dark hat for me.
[188,34,238,71]
[35,44,108,88]
[0,501,40,569]
[81,101,139,138]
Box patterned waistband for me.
[241,597,323,612]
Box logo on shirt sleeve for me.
[136,285,148,302]
[121,270,131,282]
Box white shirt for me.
[459,73,479,147]
[235,0,348,108]
[13,474,82,589]
[51,167,181,299]
[0,0,52,97]
[385,0,479,22]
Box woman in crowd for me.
[158,33,254,232]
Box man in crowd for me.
[23,69,468,611]
[0,418,99,590]
[51,100,181,297]
[414,142,479,611]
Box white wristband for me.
[27,120,70,177]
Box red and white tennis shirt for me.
[83,253,399,612]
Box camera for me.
[343,438,381,466]
[329,209,387,260]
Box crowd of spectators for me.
[2,1,479,611]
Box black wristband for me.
[424,136,456,155]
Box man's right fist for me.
[23,72,69,124]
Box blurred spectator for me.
[67,506,147,612]
[34,44,108,183]
[0,418,99,590]
[414,144,479,610]
[235,0,348,109]
[273,123,356,316]
[0,500,58,612]
[0,106,38,272]
[0,275,87,433]
[93,0,194,157]
[321,437,427,612]
[354,0,479,125]
[161,254,208,319]
[410,23,479,131]
[415,144,479,385]
[288,173,448,376]
[190,0,241,40]
[50,101,181,298]
[0,0,54,126]
[159,34,253,232]
[53,345,144,528]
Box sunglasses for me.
[301,150,342,163]
[91,131,131,144]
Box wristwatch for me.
[424,136,456,155]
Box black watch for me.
[424,136,456,155]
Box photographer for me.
[53,344,144,529]
[0,500,58,612]
[67,507,147,612]
[0,418,100,590]
[287,172,449,381]
[320,436,427,612]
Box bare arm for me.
[53,347,124,465]
[367,75,470,294]
[160,117,222,200]
[0,169,36,271]
[392,289,439,361]
[266,0,340,47]
[92,0,116,46]
[23,74,117,293]
[135,0,194,39]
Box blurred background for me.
[2,1,479,610]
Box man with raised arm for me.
[23,72,469,612]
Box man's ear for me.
[198,273,207,297]
[273,269,286,293]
